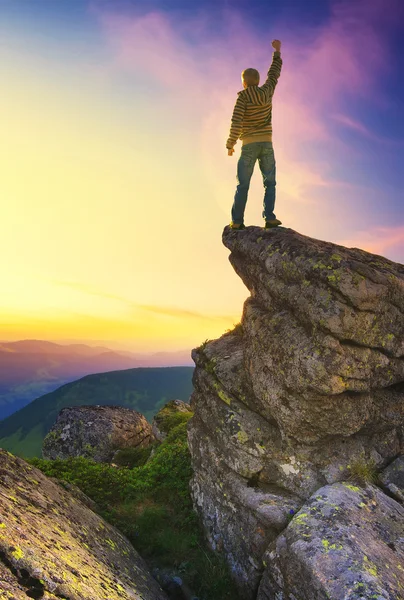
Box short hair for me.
[242,68,260,86]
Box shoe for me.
[264,219,282,229]
[230,222,246,230]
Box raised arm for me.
[226,94,246,153]
[261,39,283,96]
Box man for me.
[226,39,283,230]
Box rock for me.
[257,482,404,600]
[152,568,196,600]
[152,400,193,442]
[189,431,301,597]
[188,226,404,597]
[0,449,167,599]
[50,478,99,512]
[380,455,404,503]
[42,405,154,462]
[188,355,302,596]
[0,556,46,600]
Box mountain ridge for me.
[0,365,194,458]
[0,339,193,420]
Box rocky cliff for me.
[0,449,167,599]
[188,226,404,599]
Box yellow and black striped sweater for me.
[226,51,282,149]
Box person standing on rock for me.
[227,39,283,230]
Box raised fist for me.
[272,39,281,52]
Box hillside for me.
[0,339,193,420]
[0,366,193,458]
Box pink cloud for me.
[340,226,404,260]
[331,113,404,148]
[281,3,387,106]
[332,114,376,138]
[92,0,396,152]
[90,0,403,255]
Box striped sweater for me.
[226,51,283,149]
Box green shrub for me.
[30,456,132,508]
[123,422,194,512]
[113,444,155,468]
[30,421,241,600]
[154,408,192,436]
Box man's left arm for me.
[261,40,283,96]
[226,94,246,155]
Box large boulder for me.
[0,449,167,600]
[42,405,154,462]
[188,226,404,597]
[257,482,404,600]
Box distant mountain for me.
[0,366,194,458]
[0,340,192,420]
[0,340,113,356]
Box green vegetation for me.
[0,367,194,458]
[31,411,241,600]
[196,339,210,352]
[225,322,243,336]
[113,444,156,468]
[348,456,379,485]
[205,358,217,375]
[153,400,193,437]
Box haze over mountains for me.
[0,339,192,420]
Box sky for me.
[0,0,403,353]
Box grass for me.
[348,456,379,485]
[225,322,243,336]
[30,412,241,600]
[0,424,45,459]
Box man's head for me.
[241,68,260,88]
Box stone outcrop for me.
[0,449,167,600]
[152,399,193,442]
[258,482,404,600]
[188,226,404,598]
[380,455,404,503]
[42,405,154,462]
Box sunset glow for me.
[1,0,403,352]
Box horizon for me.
[1,0,403,350]
[0,337,193,357]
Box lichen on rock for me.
[257,483,404,600]
[0,449,167,599]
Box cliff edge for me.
[188,226,404,598]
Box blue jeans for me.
[231,141,276,224]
